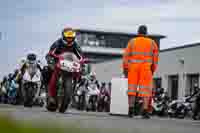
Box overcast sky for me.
[0,0,200,78]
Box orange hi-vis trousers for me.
[127,63,152,97]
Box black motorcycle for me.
[97,93,110,112]
[86,95,98,112]
[23,82,36,107]
[152,92,170,117]
[168,97,192,119]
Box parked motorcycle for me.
[46,49,89,113]
[168,96,192,119]
[189,88,200,120]
[152,92,170,116]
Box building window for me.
[169,75,179,100]
[188,74,199,95]
[153,78,162,89]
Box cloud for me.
[0,0,200,78]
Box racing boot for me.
[142,109,151,119]
[46,96,57,112]
[128,107,134,118]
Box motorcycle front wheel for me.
[46,97,57,112]
[23,85,34,107]
[58,73,73,113]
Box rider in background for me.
[86,72,100,90]
[16,54,42,104]
[45,27,83,107]
[17,53,42,80]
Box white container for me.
[110,77,129,115]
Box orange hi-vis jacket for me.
[122,36,159,97]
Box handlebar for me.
[48,48,90,64]
[49,49,62,59]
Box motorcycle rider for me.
[16,54,42,86]
[45,27,83,107]
[7,74,19,104]
[17,54,42,104]
[17,53,42,80]
[85,72,100,111]
[7,73,14,88]
[76,77,88,110]
[86,72,100,90]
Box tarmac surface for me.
[0,104,200,133]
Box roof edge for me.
[76,29,166,39]
[160,42,200,52]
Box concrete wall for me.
[93,59,122,82]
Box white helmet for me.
[90,72,96,80]
[90,72,96,77]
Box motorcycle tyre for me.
[58,75,72,113]
[23,85,34,107]
[46,97,57,112]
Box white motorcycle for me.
[152,93,170,116]
[22,61,43,107]
[86,84,100,112]
[168,97,192,118]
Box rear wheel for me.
[58,74,73,113]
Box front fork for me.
[33,82,41,102]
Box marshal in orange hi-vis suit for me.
[122,25,159,118]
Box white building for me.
[154,43,200,99]
[92,43,200,100]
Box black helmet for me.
[3,76,7,81]
[102,82,106,86]
[8,73,13,79]
[27,53,37,64]
[138,25,148,35]
[14,69,19,74]
[160,88,164,93]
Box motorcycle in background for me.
[76,83,87,110]
[168,96,192,119]
[86,84,100,112]
[152,92,170,117]
[97,87,110,112]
